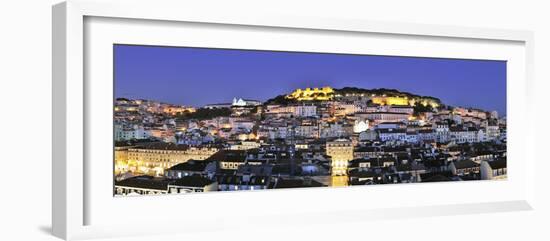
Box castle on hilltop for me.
[286,87,335,101]
[285,86,439,108]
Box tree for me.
[413,103,433,115]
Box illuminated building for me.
[371,96,439,108]
[371,96,410,106]
[115,146,132,174]
[148,128,176,143]
[357,112,410,123]
[326,139,354,176]
[353,119,369,133]
[334,103,360,116]
[265,105,292,114]
[453,107,487,119]
[119,143,219,175]
[286,86,335,101]
[162,106,195,115]
[229,141,262,150]
[219,160,247,170]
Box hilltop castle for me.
[286,87,335,101]
[285,86,439,108]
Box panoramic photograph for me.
[113,44,507,196]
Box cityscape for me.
[113,45,507,196]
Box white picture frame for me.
[52,0,535,240]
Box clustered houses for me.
[114,86,507,195]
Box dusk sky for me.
[114,44,507,115]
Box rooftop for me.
[170,175,215,187]
[115,176,171,190]
[453,159,479,169]
[168,160,213,172]
[488,158,507,169]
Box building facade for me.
[326,139,354,176]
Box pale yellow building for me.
[371,96,410,106]
[116,143,218,176]
[372,96,439,108]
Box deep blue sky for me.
[114,44,506,115]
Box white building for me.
[358,112,410,123]
[434,122,450,142]
[295,124,320,138]
[232,97,262,107]
[378,129,407,142]
[232,120,256,132]
[387,105,414,114]
[486,125,500,140]
[405,132,419,143]
[293,105,317,117]
[114,124,150,141]
[358,129,378,141]
[320,122,352,138]
[353,119,369,133]
[417,129,436,141]
[449,127,483,143]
